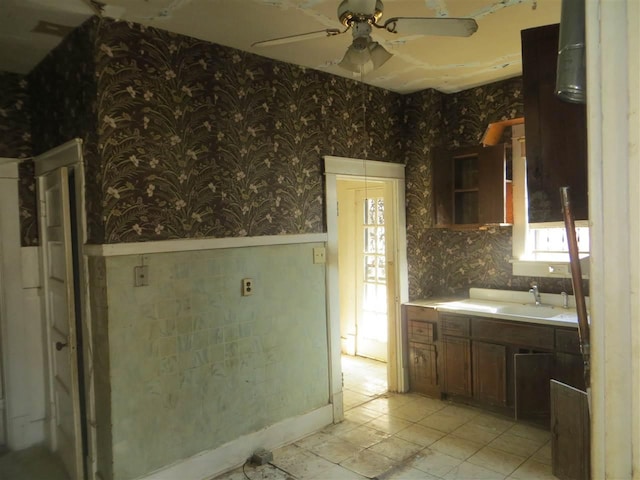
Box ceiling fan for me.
[251,0,478,74]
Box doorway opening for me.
[341,354,387,410]
[337,179,389,407]
[324,155,408,422]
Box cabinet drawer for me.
[556,328,582,354]
[473,318,554,350]
[409,320,436,343]
[440,315,470,337]
[405,305,438,322]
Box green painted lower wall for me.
[101,243,329,480]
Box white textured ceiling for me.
[0,0,561,93]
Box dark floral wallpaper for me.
[402,77,585,298]
[403,78,524,298]
[402,88,445,297]
[9,15,583,297]
[407,78,528,299]
[443,77,524,146]
[0,72,36,245]
[94,19,403,243]
[28,17,100,245]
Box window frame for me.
[510,124,590,278]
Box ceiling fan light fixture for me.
[369,42,391,67]
[339,40,391,74]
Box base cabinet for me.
[472,341,507,407]
[405,304,586,424]
[405,305,440,396]
[441,337,472,397]
[515,353,554,423]
[409,342,439,395]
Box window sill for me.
[511,256,590,279]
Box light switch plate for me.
[313,247,326,264]
[134,265,149,287]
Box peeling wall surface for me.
[102,244,328,480]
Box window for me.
[525,222,590,262]
[510,124,590,278]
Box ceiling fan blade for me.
[383,17,478,37]
[252,28,346,48]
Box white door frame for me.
[0,158,34,450]
[586,0,640,475]
[34,139,93,478]
[324,155,408,422]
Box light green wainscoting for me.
[101,243,329,480]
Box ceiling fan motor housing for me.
[338,0,384,26]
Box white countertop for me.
[406,288,589,328]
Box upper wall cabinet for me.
[521,24,588,223]
[433,144,512,227]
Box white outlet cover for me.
[242,278,253,296]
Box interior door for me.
[39,167,83,480]
[355,187,388,362]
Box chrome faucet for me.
[529,283,542,305]
[561,291,569,309]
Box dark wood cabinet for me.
[409,342,439,395]
[551,380,591,480]
[404,304,586,427]
[472,341,507,407]
[433,144,511,226]
[554,352,586,392]
[521,23,588,223]
[554,327,586,391]
[405,306,440,396]
[514,352,554,423]
[441,336,472,397]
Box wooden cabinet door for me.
[409,342,439,396]
[477,144,507,224]
[551,380,590,480]
[554,352,586,392]
[522,23,588,222]
[433,144,507,226]
[472,341,507,407]
[514,353,553,424]
[433,147,454,226]
[442,337,471,397]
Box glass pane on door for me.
[356,191,387,361]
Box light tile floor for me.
[215,355,558,480]
[0,445,69,480]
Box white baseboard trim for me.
[84,233,328,257]
[137,404,333,480]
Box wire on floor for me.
[241,460,251,480]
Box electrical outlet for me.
[313,247,326,264]
[134,265,149,287]
[242,278,254,296]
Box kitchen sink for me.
[498,303,577,320]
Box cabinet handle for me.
[55,341,68,351]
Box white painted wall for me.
[0,161,46,450]
[587,0,640,476]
